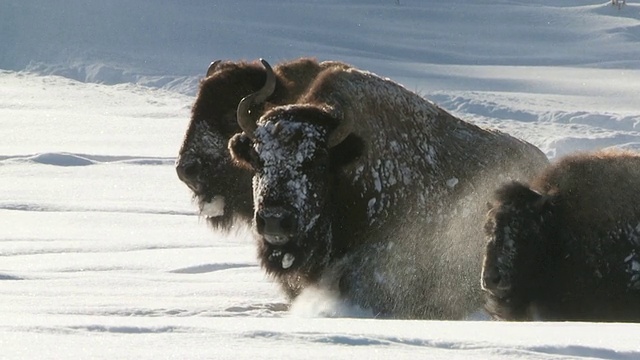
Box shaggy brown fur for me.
[176,58,350,229]
[482,149,640,321]
[230,61,549,319]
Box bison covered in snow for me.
[481,149,640,321]
[230,59,549,319]
[176,58,349,229]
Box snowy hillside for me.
[2,1,640,359]
[4,1,640,93]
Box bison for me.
[481,149,640,321]
[176,58,349,229]
[229,59,549,319]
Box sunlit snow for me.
[2,1,640,359]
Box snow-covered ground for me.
[2,1,640,358]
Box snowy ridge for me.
[0,152,177,167]
[432,93,640,131]
[0,201,195,216]
[0,274,23,280]
[168,263,257,274]
[23,61,201,95]
[3,1,640,95]
[430,91,640,158]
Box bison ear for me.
[228,133,258,170]
[329,133,365,170]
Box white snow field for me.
[2,1,640,358]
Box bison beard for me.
[230,106,364,299]
[230,58,549,319]
[176,58,346,230]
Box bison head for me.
[481,181,558,318]
[176,59,276,229]
[229,99,363,278]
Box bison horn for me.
[236,59,276,139]
[206,60,222,77]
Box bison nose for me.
[481,266,511,297]
[256,207,296,245]
[176,159,202,191]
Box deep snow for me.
[2,1,640,359]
